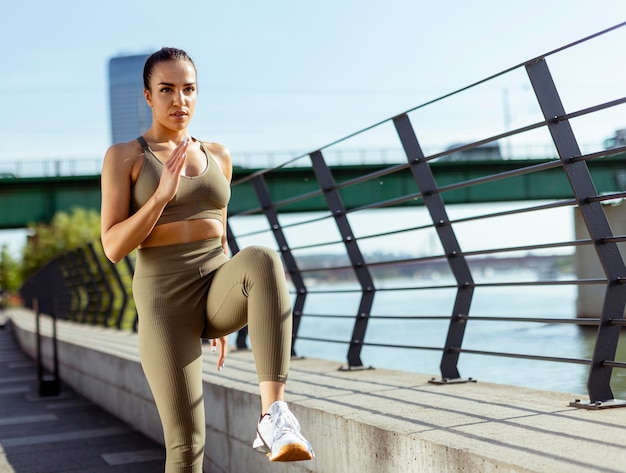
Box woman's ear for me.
[144,88,153,107]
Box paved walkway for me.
[6,307,626,472]
[0,320,165,473]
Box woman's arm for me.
[100,139,189,263]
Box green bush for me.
[21,208,101,281]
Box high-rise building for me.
[108,53,152,144]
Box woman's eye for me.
[160,87,171,93]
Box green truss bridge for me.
[0,153,624,229]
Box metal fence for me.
[20,23,626,408]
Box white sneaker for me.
[252,401,315,462]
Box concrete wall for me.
[574,200,626,318]
[9,308,626,473]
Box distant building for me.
[108,53,151,144]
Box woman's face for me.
[144,59,197,133]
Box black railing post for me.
[100,240,129,330]
[122,254,139,332]
[87,242,114,327]
[310,150,375,369]
[57,250,84,321]
[34,297,61,397]
[74,247,98,323]
[394,113,475,383]
[226,221,241,256]
[251,175,308,357]
[526,58,626,406]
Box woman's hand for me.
[155,137,189,204]
[210,336,228,372]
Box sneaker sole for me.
[269,443,314,462]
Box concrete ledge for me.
[7,307,626,473]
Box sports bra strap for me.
[136,136,149,149]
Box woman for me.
[100,47,314,472]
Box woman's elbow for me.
[104,248,123,264]
[101,237,123,264]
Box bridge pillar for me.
[575,200,626,318]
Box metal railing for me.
[19,23,626,407]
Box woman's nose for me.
[173,90,185,106]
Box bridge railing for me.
[229,23,626,403]
[0,144,564,178]
[19,23,626,407]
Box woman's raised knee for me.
[239,246,283,274]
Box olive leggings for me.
[132,238,292,473]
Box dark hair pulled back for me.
[143,47,196,90]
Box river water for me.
[291,272,626,400]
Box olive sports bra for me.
[130,136,231,225]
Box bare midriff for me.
[139,218,223,248]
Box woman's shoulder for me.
[102,139,145,178]
[104,139,144,166]
[105,139,143,159]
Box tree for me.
[21,208,101,281]
[0,244,21,300]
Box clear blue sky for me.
[0,1,624,254]
[1,1,624,161]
